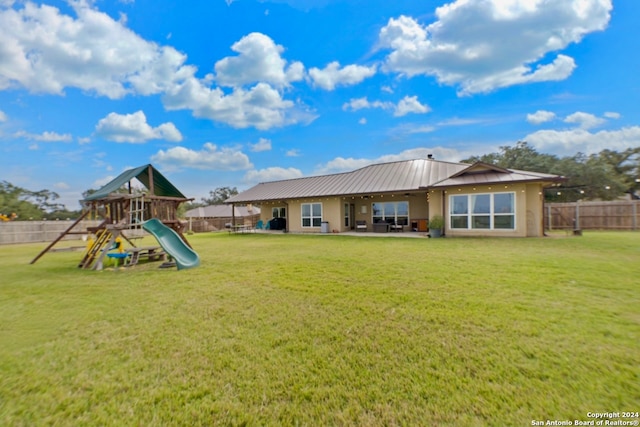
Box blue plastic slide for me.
[142,218,200,270]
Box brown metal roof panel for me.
[432,169,564,188]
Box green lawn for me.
[1,232,639,426]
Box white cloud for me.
[308,61,376,90]
[401,125,436,134]
[525,126,640,156]
[563,111,605,129]
[314,147,465,175]
[285,149,300,157]
[93,175,115,188]
[13,130,72,142]
[436,117,486,127]
[393,95,430,117]
[151,142,253,171]
[95,110,182,143]
[214,32,304,88]
[603,111,621,119]
[250,137,272,152]
[53,182,70,190]
[244,166,303,183]
[163,78,315,130]
[342,97,388,112]
[378,0,612,95]
[0,5,313,130]
[0,109,7,122]
[0,1,190,98]
[342,95,429,117]
[527,110,556,125]
[358,117,367,125]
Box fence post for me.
[547,205,552,230]
[634,202,638,230]
[575,202,580,230]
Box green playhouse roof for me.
[84,164,187,201]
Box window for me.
[272,207,286,218]
[301,203,322,228]
[450,192,515,230]
[372,201,409,225]
[344,203,350,227]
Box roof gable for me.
[448,162,511,178]
[432,162,565,188]
[84,164,186,201]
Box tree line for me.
[462,142,640,202]
[2,143,638,220]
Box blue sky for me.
[1,0,638,209]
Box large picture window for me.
[301,203,322,228]
[450,192,515,230]
[372,201,409,225]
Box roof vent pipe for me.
[427,154,433,159]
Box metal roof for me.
[84,164,186,201]
[225,159,565,203]
[226,158,566,204]
[431,162,565,188]
[226,159,469,203]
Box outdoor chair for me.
[256,220,264,229]
[390,221,404,232]
[356,220,367,232]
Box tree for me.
[201,186,238,205]
[547,154,627,202]
[0,181,83,220]
[462,142,640,202]
[462,141,559,173]
[0,181,46,219]
[598,147,640,196]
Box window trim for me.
[449,192,515,231]
[301,202,322,228]
[272,206,286,218]
[371,201,410,225]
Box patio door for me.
[346,203,355,229]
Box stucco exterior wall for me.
[255,184,546,236]
[430,183,545,237]
[258,193,431,233]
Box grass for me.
[0,231,639,426]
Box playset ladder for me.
[78,229,112,269]
[129,195,145,229]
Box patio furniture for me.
[372,222,389,233]
[356,220,367,232]
[390,222,404,232]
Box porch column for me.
[231,203,236,227]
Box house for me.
[225,158,565,237]
[184,204,261,232]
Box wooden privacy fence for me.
[0,220,102,245]
[545,200,640,230]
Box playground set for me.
[30,164,200,270]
